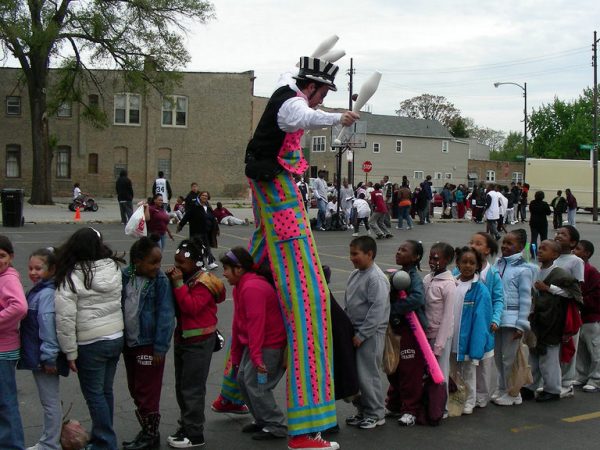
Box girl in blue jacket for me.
[20,248,67,450]
[452,247,493,415]
[121,236,176,449]
[493,229,533,406]
[469,232,505,408]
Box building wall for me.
[0,68,255,199]
[468,159,525,187]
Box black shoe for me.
[536,391,560,402]
[123,431,143,448]
[168,434,205,448]
[520,387,536,401]
[123,432,159,450]
[385,234,393,238]
[376,234,385,239]
[241,423,262,433]
[251,430,285,440]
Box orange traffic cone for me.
[74,207,81,221]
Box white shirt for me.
[353,198,371,218]
[73,186,82,199]
[554,253,585,282]
[154,178,167,196]
[313,177,328,201]
[485,190,501,220]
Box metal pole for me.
[593,31,598,221]
[347,58,354,187]
[524,82,528,183]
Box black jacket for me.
[115,175,134,201]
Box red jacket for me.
[173,272,225,342]
[582,262,600,323]
[230,272,286,368]
[370,189,388,213]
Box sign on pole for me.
[362,161,372,173]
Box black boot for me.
[125,413,160,450]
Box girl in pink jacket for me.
[0,235,28,448]
[221,247,287,441]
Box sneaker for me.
[475,399,488,408]
[207,262,218,270]
[384,408,402,418]
[442,412,449,419]
[376,234,385,240]
[493,393,522,406]
[345,414,364,426]
[397,413,416,427]
[352,232,359,237]
[583,384,600,393]
[367,230,372,235]
[407,226,412,230]
[167,427,186,444]
[319,227,327,231]
[572,380,584,387]
[168,434,205,448]
[520,387,536,401]
[211,395,249,414]
[560,386,575,398]
[241,422,262,433]
[252,429,285,440]
[287,433,339,450]
[462,405,474,415]
[357,417,385,429]
[536,391,560,402]
[385,234,393,239]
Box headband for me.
[225,250,241,266]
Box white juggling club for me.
[320,49,346,63]
[310,35,339,58]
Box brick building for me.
[467,159,525,188]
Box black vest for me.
[245,85,297,161]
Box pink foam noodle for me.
[405,311,445,385]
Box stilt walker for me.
[243,56,358,450]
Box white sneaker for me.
[462,405,474,415]
[583,384,600,393]
[572,380,584,387]
[352,233,359,237]
[493,393,522,406]
[397,413,416,427]
[207,262,218,270]
[560,386,575,398]
[367,230,372,235]
[357,417,385,429]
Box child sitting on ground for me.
[344,236,390,430]
[522,240,582,402]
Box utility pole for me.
[347,58,355,186]
[524,82,528,183]
[593,31,598,221]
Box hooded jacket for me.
[0,267,27,353]
[55,258,124,361]
[494,253,533,332]
[423,270,457,356]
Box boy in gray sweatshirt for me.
[344,236,391,430]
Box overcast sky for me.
[184,0,600,135]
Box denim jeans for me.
[77,337,123,450]
[397,206,413,229]
[0,359,24,450]
[316,198,327,229]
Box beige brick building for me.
[467,159,525,188]
[0,68,256,200]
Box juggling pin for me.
[310,35,339,58]
[320,48,346,63]
[336,71,382,143]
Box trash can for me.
[1,188,25,227]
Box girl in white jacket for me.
[55,228,125,450]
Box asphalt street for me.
[3,219,600,450]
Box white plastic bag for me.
[125,205,147,238]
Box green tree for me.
[529,88,595,160]
[490,131,523,161]
[0,0,214,204]
[396,93,460,129]
[448,116,470,138]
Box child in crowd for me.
[0,235,28,449]
[522,240,581,402]
[352,193,371,237]
[423,243,456,390]
[166,238,226,448]
[55,228,125,449]
[173,196,186,222]
[369,183,392,239]
[386,240,428,427]
[493,229,533,406]
[221,247,287,440]
[574,240,600,393]
[121,236,176,449]
[452,246,493,414]
[468,232,505,408]
[344,236,391,430]
[554,225,585,397]
[20,248,67,450]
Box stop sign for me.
[362,161,373,173]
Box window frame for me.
[414,171,424,180]
[6,96,21,116]
[56,146,71,179]
[486,170,496,182]
[57,102,72,118]
[114,93,141,126]
[512,172,523,183]
[445,173,453,180]
[395,140,403,153]
[434,172,442,180]
[373,142,380,153]
[161,95,188,128]
[441,140,449,153]
[311,136,326,152]
[5,144,21,178]
[88,153,99,174]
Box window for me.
[5,145,21,178]
[162,95,188,127]
[512,172,523,183]
[414,171,424,180]
[486,170,496,182]
[442,141,449,153]
[395,140,403,153]
[57,102,72,118]
[445,173,453,179]
[6,96,21,115]
[311,136,326,152]
[88,94,99,107]
[88,153,99,174]
[56,146,71,179]
[434,172,442,180]
[373,142,380,153]
[114,93,141,125]
[157,158,171,181]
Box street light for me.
[494,81,528,182]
